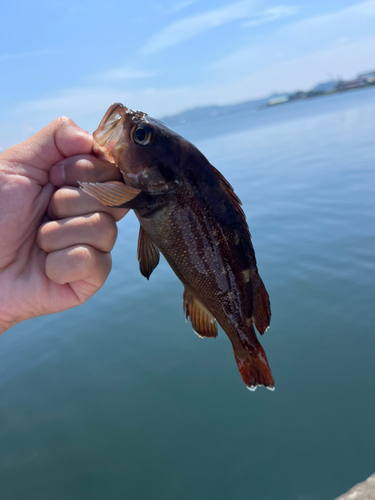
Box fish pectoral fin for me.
[251,271,271,335]
[183,289,218,339]
[137,226,160,280]
[79,181,146,208]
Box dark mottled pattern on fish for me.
[80,103,274,391]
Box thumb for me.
[2,117,94,171]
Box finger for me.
[45,245,112,297]
[48,187,129,222]
[37,213,118,254]
[49,154,122,187]
[2,117,93,171]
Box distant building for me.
[358,71,375,84]
[306,90,325,97]
[336,79,362,91]
[267,95,289,106]
[263,68,375,109]
[312,81,337,93]
[289,91,307,100]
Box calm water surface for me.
[1,88,375,500]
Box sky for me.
[1,0,374,148]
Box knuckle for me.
[75,158,94,171]
[37,222,55,252]
[55,116,74,127]
[90,212,118,250]
[100,212,116,232]
[93,212,117,234]
[36,225,45,250]
[72,245,96,270]
[100,252,113,280]
[48,116,75,134]
[108,207,129,222]
[50,188,81,219]
[68,245,112,286]
[49,190,65,219]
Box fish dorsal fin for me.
[137,226,160,280]
[251,271,271,335]
[183,289,218,338]
[79,181,145,208]
[209,164,248,231]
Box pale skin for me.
[0,117,128,335]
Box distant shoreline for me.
[264,81,375,108]
[162,70,375,127]
[264,70,375,107]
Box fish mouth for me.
[93,103,126,163]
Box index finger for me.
[1,117,93,172]
[49,154,122,187]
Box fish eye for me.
[133,123,153,146]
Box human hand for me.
[0,117,128,334]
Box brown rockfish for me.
[80,103,274,391]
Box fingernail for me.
[50,164,65,186]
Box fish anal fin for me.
[137,226,160,280]
[232,326,274,390]
[252,272,271,335]
[183,289,218,339]
[79,181,145,209]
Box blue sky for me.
[1,0,374,149]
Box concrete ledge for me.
[335,473,375,500]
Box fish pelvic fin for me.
[232,325,274,391]
[252,271,271,335]
[183,289,218,339]
[137,226,160,280]
[79,181,146,209]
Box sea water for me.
[0,88,374,500]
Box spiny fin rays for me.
[79,180,144,208]
[137,225,160,280]
[183,289,218,338]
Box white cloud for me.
[242,6,297,27]
[95,67,157,82]
[16,85,210,119]
[214,0,375,72]
[12,0,375,128]
[17,88,129,116]
[16,29,375,125]
[139,0,257,55]
[211,35,375,100]
[172,0,201,12]
[278,0,375,38]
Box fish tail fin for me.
[232,325,274,391]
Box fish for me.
[80,103,274,391]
